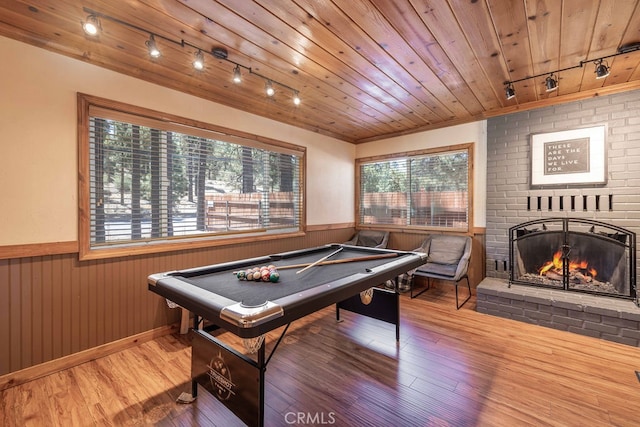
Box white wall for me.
[0,36,355,245]
[356,121,488,227]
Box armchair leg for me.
[410,276,430,299]
[455,276,472,310]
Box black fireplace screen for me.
[509,218,637,303]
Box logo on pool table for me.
[207,351,236,400]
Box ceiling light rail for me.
[503,42,640,100]
[81,8,301,106]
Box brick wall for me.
[486,89,640,282]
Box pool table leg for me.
[192,313,200,399]
[258,339,266,427]
[394,277,400,341]
[180,307,190,334]
[191,378,198,398]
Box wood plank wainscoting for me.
[0,227,485,389]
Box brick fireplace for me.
[479,89,640,347]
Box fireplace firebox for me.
[509,218,637,305]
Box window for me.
[356,144,472,231]
[78,94,305,259]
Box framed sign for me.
[530,125,606,187]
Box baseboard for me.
[0,323,178,391]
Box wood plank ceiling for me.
[1,0,640,143]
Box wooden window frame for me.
[78,93,306,260]
[355,143,474,233]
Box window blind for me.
[85,104,303,250]
[358,148,470,230]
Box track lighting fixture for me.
[545,74,558,92]
[265,80,275,97]
[192,50,204,71]
[503,43,640,100]
[233,65,242,83]
[81,8,302,106]
[595,59,610,79]
[505,83,515,100]
[82,14,100,36]
[146,34,160,58]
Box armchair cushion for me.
[345,230,389,249]
[418,262,457,278]
[426,236,467,265]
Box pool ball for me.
[236,270,246,280]
[269,271,280,282]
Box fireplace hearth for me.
[509,218,637,304]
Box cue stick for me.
[296,247,343,274]
[277,252,398,271]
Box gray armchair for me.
[344,230,389,249]
[411,234,472,309]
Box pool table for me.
[148,244,426,427]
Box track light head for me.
[545,74,558,92]
[265,80,275,97]
[78,10,302,106]
[193,50,204,70]
[595,59,610,79]
[233,65,242,83]
[505,83,515,100]
[82,14,100,36]
[146,34,161,58]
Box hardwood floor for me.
[2,286,640,426]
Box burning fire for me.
[538,251,597,278]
